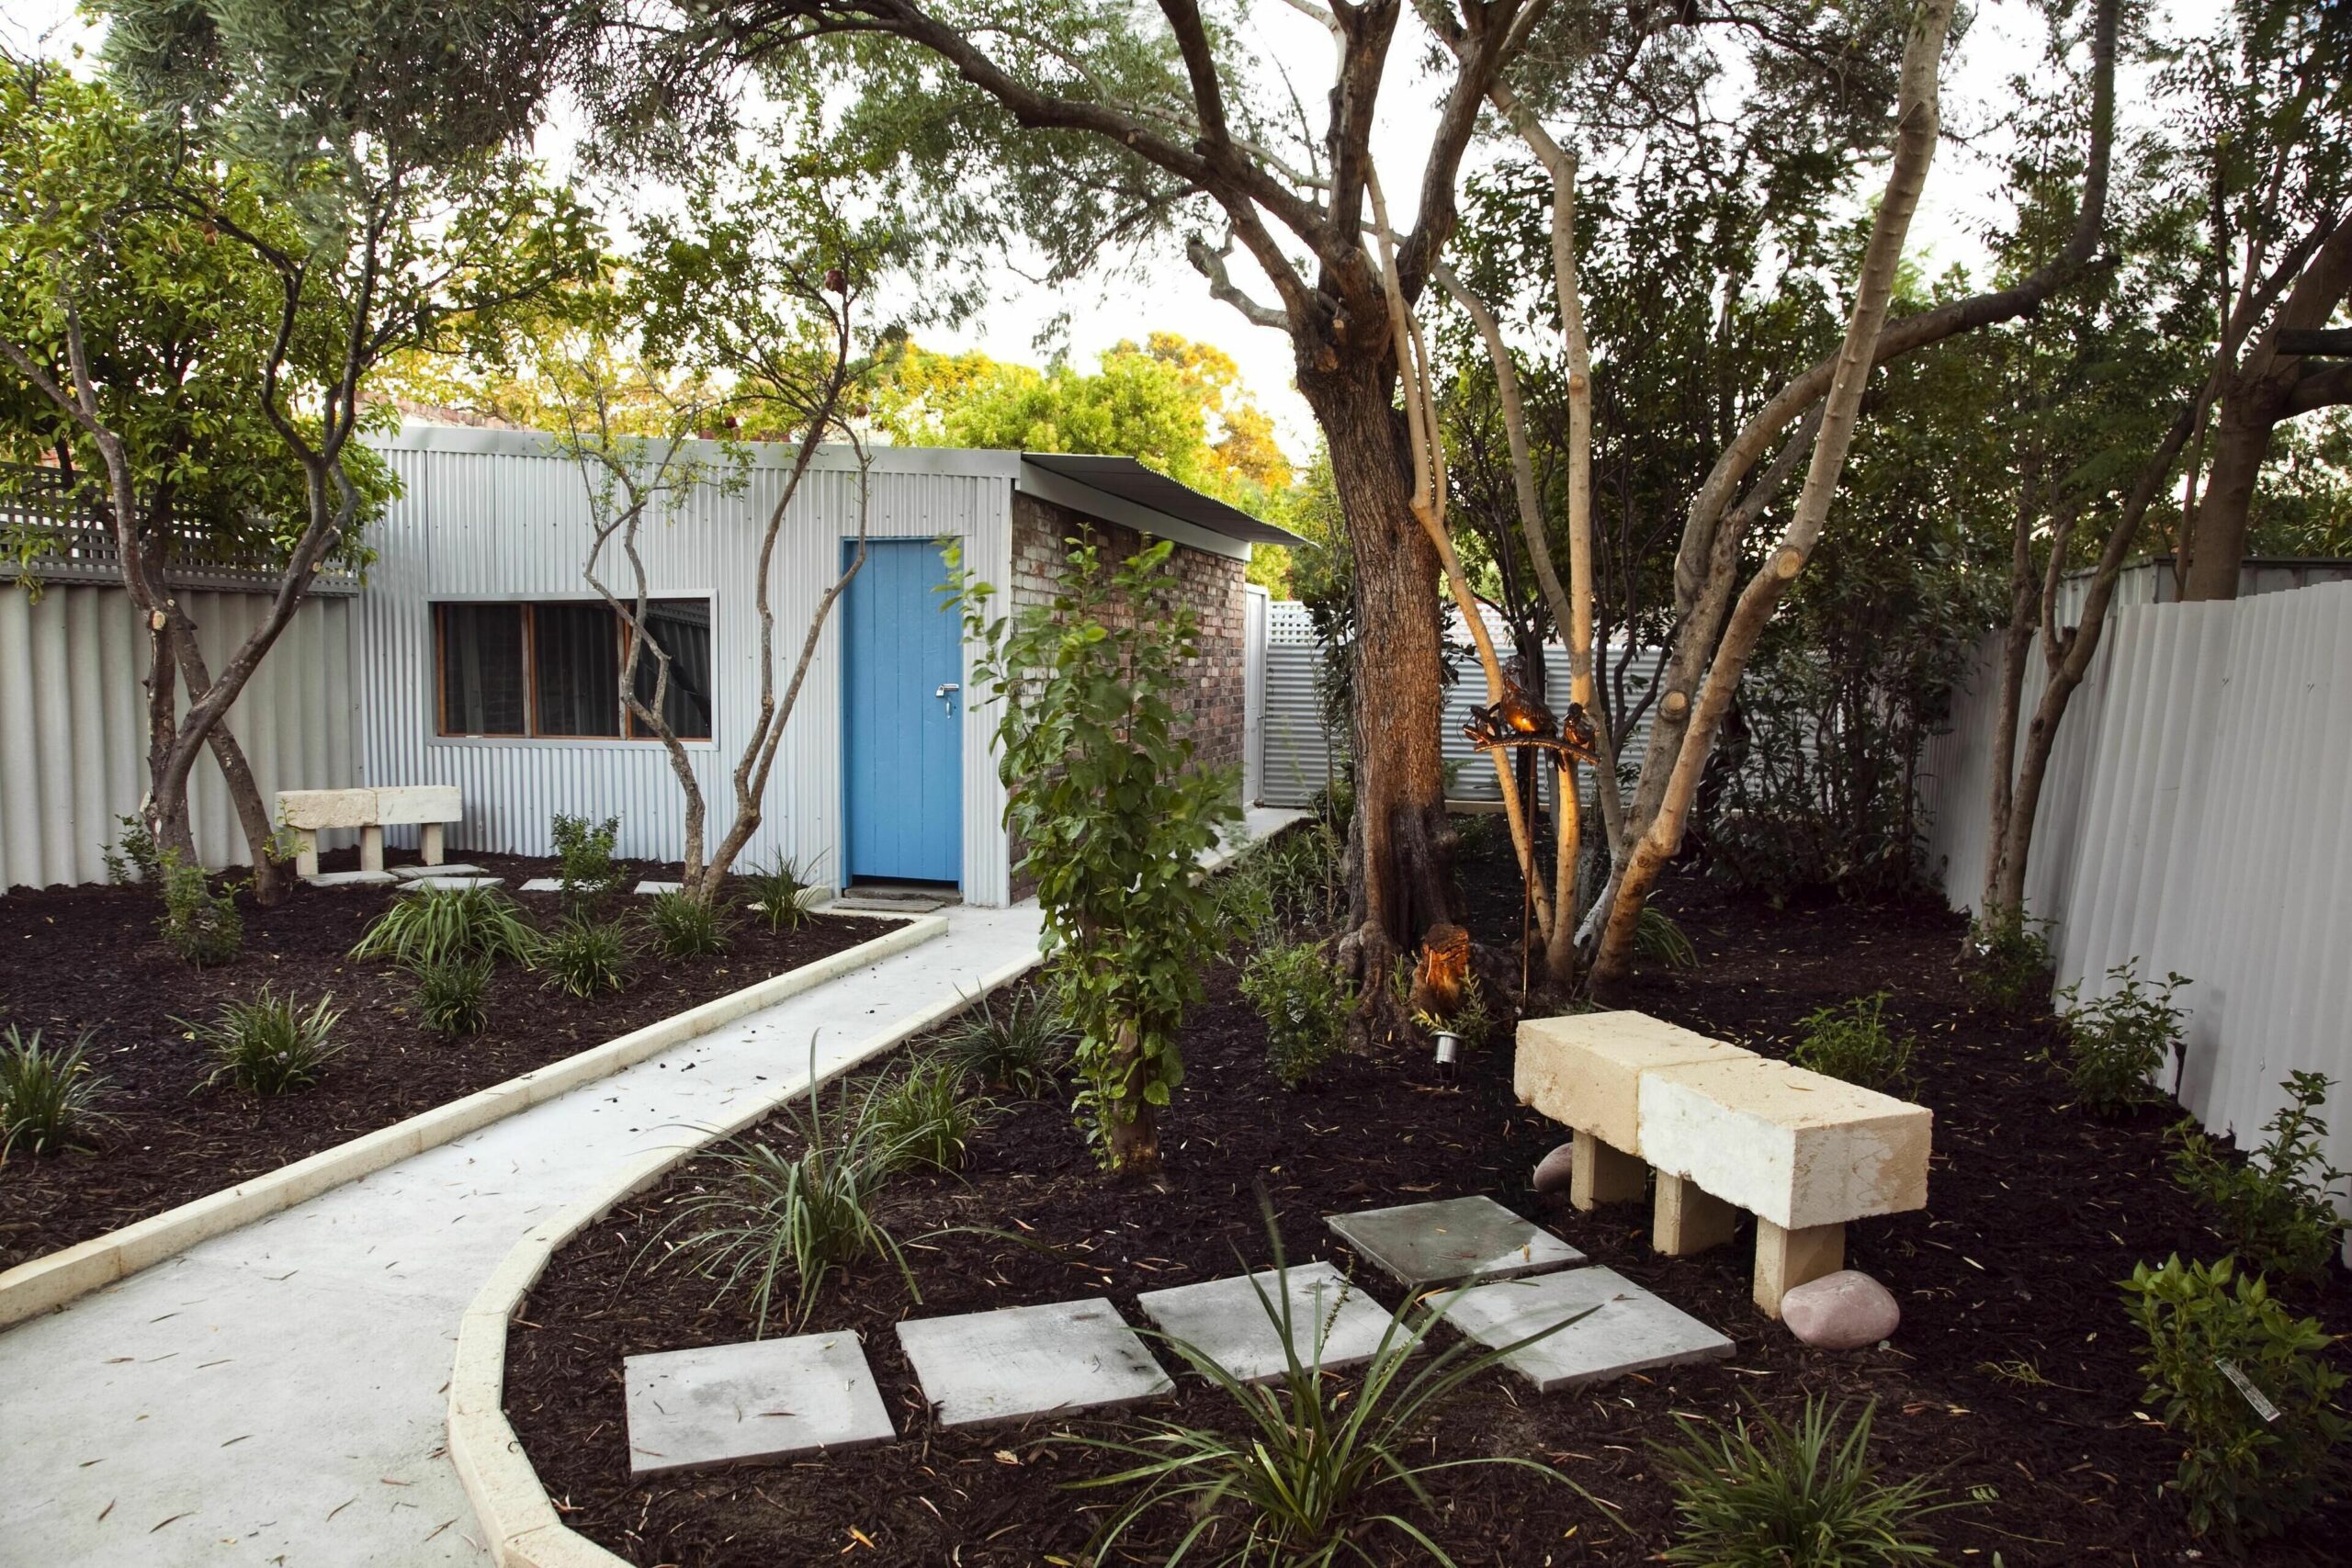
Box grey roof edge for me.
[1017,452,1306,549]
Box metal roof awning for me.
[1016,453,1305,553]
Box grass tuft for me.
[351,884,536,970]
[184,987,345,1095]
[0,1024,115,1157]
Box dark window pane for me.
[630,598,715,740]
[439,604,526,735]
[532,603,621,737]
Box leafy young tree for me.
[960,538,1237,1175]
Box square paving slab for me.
[896,1297,1172,1427]
[623,1332,895,1478]
[390,862,486,881]
[301,869,395,888]
[634,879,684,895]
[401,874,503,891]
[1327,1196,1584,1289]
[1136,1262,1396,1383]
[1442,1266,1733,1392]
[518,876,564,893]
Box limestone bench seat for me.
[1515,1010,1932,1319]
[277,786,462,876]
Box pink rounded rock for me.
[1781,1269,1900,1349]
[1532,1141,1577,1197]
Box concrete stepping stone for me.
[518,877,565,893]
[1327,1195,1584,1289]
[623,1331,894,1478]
[1442,1266,1733,1392]
[301,869,396,888]
[400,874,503,891]
[896,1297,1172,1427]
[390,862,486,881]
[634,879,684,896]
[1136,1262,1396,1383]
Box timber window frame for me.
[433,598,715,742]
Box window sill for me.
[429,734,721,753]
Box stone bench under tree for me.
[277,786,462,877]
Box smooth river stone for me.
[1531,1142,1578,1197]
[1780,1269,1900,1349]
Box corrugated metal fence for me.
[1920,580,2352,1192]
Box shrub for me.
[551,812,628,908]
[0,1025,114,1157]
[741,852,819,931]
[864,1055,985,1174]
[102,814,163,886]
[647,889,733,958]
[1966,910,2053,1013]
[941,987,1068,1096]
[186,987,344,1095]
[2122,1255,2349,1542]
[2172,1073,2349,1287]
[1240,940,1353,1089]
[2057,961,2187,1115]
[536,916,630,998]
[1635,906,1697,970]
[350,884,536,970]
[1070,1235,1579,1564]
[1651,1395,1959,1566]
[158,850,243,966]
[1793,993,1917,1095]
[649,1060,914,1334]
[413,954,492,1038]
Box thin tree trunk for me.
[1978,474,2058,933]
[1590,0,1958,995]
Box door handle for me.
[935,682,960,713]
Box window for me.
[435,599,714,740]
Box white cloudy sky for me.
[11,0,2226,457]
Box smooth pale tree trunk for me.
[1977,471,2057,932]
[1589,0,1958,996]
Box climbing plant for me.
[958,538,1236,1175]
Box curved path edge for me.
[446,946,1041,1568]
[0,914,946,1331]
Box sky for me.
[10,0,2230,459]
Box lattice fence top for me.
[0,467,358,596]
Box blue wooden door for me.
[842,538,963,884]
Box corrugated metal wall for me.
[0,584,355,890]
[358,428,1016,905]
[1919,581,2352,1201]
[1241,585,1268,805]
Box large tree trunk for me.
[2179,395,2275,602]
[1301,358,1457,982]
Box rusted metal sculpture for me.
[1462,673,1599,770]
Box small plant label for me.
[2217,1358,2281,1425]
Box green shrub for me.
[2172,1073,2349,1288]
[1966,910,2053,1013]
[1240,941,1353,1089]
[550,812,628,908]
[941,987,1068,1096]
[1792,993,1917,1095]
[186,987,344,1095]
[536,916,630,998]
[2122,1255,2348,1542]
[1070,1233,1578,1564]
[102,814,163,886]
[2057,961,2187,1115]
[741,852,818,931]
[158,850,243,966]
[864,1054,985,1174]
[646,889,732,958]
[351,884,536,970]
[413,954,492,1038]
[0,1025,114,1157]
[1652,1395,1959,1566]
[649,1059,914,1335]
[1635,905,1697,970]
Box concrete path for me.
[0,905,1043,1568]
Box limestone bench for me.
[1516,1010,1931,1319]
[277,786,461,876]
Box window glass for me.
[532,603,622,738]
[630,599,715,740]
[438,604,526,735]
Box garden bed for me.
[504,825,2349,1566]
[0,855,891,1271]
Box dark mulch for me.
[507,824,2349,1566]
[0,853,890,1271]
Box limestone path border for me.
[0,913,947,1332]
[447,942,1040,1567]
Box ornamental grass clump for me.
[536,915,631,998]
[1651,1394,1961,1566]
[1792,993,1917,1095]
[1069,1230,1581,1565]
[940,987,1069,1096]
[351,884,536,970]
[1635,905,1698,970]
[186,987,344,1095]
[413,954,492,1038]
[647,888,733,958]
[2057,960,2187,1115]
[0,1024,115,1158]
[864,1054,985,1174]
[2122,1254,2349,1543]
[741,852,819,931]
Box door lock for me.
[935,682,960,713]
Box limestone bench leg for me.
[359,825,385,874]
[294,829,321,878]
[1654,1172,1739,1257]
[1570,1132,1648,1212]
[1754,1220,1844,1318]
[421,822,446,866]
